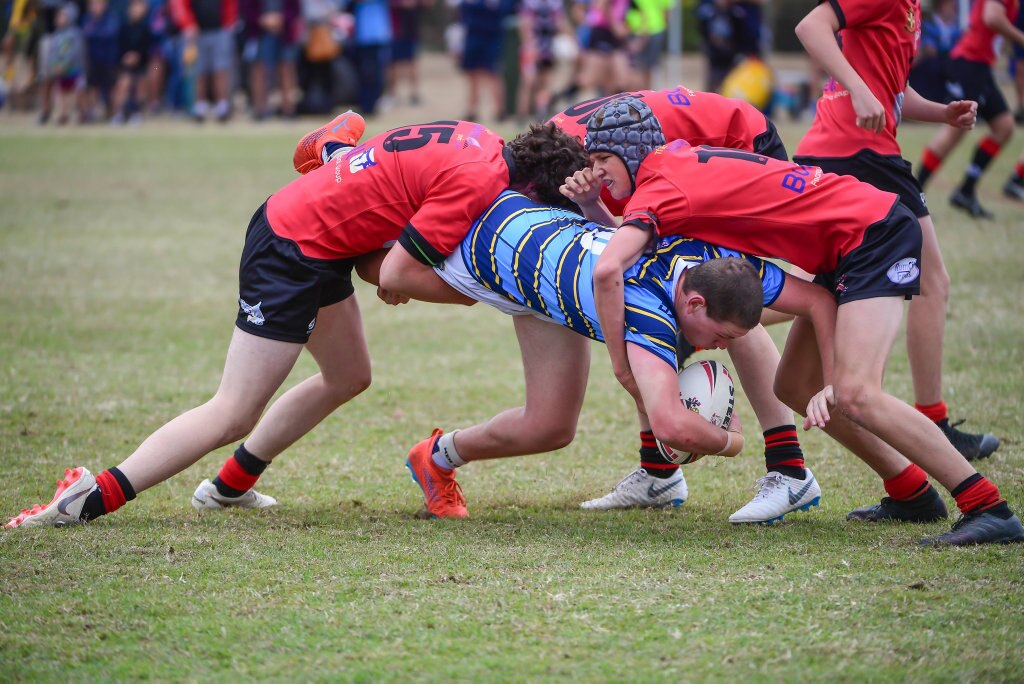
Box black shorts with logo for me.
[814,201,922,304]
[236,202,356,344]
[754,118,789,161]
[944,57,1009,123]
[793,149,929,218]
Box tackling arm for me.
[377,244,476,305]
[768,274,837,387]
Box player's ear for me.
[684,293,707,315]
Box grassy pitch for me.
[1,120,1022,681]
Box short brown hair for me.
[681,258,763,329]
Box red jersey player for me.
[915,0,1024,215]
[6,113,588,529]
[550,86,788,216]
[793,0,1002,520]
[552,88,825,524]
[566,96,1024,547]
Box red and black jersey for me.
[549,87,770,215]
[796,0,922,159]
[951,0,1019,65]
[621,141,899,275]
[267,120,511,265]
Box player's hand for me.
[728,410,742,436]
[804,385,834,430]
[377,286,409,306]
[560,168,603,206]
[945,99,977,130]
[851,87,886,133]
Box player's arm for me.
[902,85,977,129]
[767,273,836,387]
[593,224,652,401]
[377,245,476,305]
[984,0,1024,48]
[629,343,744,456]
[794,2,886,133]
[560,168,619,225]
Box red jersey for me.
[795,0,922,159]
[621,141,899,275]
[267,121,510,263]
[951,0,1019,65]
[549,87,770,214]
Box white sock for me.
[431,430,466,470]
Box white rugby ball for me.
[656,360,735,465]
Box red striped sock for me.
[883,464,930,501]
[922,147,943,172]
[952,474,1002,515]
[764,425,804,474]
[639,430,679,477]
[914,401,947,423]
[1016,162,1024,180]
[96,469,128,514]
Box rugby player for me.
[6,115,588,528]
[401,190,835,519]
[569,97,1024,546]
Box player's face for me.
[589,152,630,199]
[678,300,748,350]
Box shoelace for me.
[438,479,466,508]
[615,469,648,491]
[750,473,786,502]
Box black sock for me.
[763,425,806,479]
[213,443,269,497]
[638,431,678,479]
[80,467,136,520]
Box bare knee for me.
[529,420,577,452]
[773,374,808,416]
[832,381,877,427]
[323,367,372,407]
[208,397,264,444]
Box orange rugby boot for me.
[6,466,97,528]
[292,110,366,175]
[405,429,468,518]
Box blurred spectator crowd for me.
[0,0,779,126]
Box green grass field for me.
[1,117,1023,682]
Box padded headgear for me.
[584,96,666,192]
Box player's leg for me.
[406,315,591,518]
[6,327,304,528]
[1004,151,1024,201]
[193,295,372,509]
[907,214,998,460]
[832,298,1023,545]
[950,111,1015,219]
[916,124,966,188]
[775,316,947,523]
[725,324,821,524]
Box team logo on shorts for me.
[349,147,377,173]
[886,257,920,284]
[239,298,265,326]
[307,317,316,333]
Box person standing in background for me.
[170,0,238,122]
[352,0,391,116]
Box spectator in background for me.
[456,0,508,120]
[45,1,85,123]
[1011,3,1024,122]
[170,0,237,122]
[82,0,120,120]
[909,0,961,104]
[145,0,173,112]
[241,0,300,119]
[696,0,735,91]
[626,0,672,90]
[110,0,152,123]
[516,0,565,122]
[35,0,71,123]
[386,0,429,107]
[577,0,630,96]
[352,0,391,115]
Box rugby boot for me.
[6,467,97,528]
[406,429,467,518]
[937,418,999,461]
[949,189,994,219]
[846,485,948,523]
[580,468,687,510]
[293,110,366,174]
[920,506,1024,546]
[729,469,821,524]
[191,479,277,510]
[1002,176,1024,201]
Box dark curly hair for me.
[506,123,589,211]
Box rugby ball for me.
[656,360,735,465]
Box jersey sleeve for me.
[398,163,508,266]
[829,0,889,29]
[623,280,678,368]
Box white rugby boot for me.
[6,467,97,528]
[191,479,277,511]
[580,468,687,510]
[729,469,821,524]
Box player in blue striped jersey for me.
[404,190,836,518]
